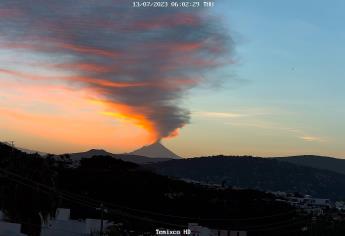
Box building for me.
[288,196,331,209]
[188,223,247,236]
[189,223,212,236]
[0,211,27,236]
[335,201,345,211]
[0,208,113,236]
[0,222,27,236]
[271,192,332,215]
[41,208,113,236]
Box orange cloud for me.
[0,80,152,153]
[94,99,159,142]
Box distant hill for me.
[274,155,345,175]
[130,141,181,159]
[68,149,115,161]
[148,156,345,200]
[68,149,171,164]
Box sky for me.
[1,0,344,158]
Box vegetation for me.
[0,143,58,236]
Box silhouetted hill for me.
[1,143,308,235]
[69,149,112,160]
[274,155,345,175]
[68,149,171,164]
[129,141,181,159]
[148,156,345,200]
[0,141,47,156]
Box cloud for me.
[0,0,234,142]
[222,116,326,143]
[195,111,245,118]
[197,109,323,143]
[300,136,325,142]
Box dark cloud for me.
[0,0,234,140]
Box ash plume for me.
[0,0,234,140]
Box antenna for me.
[2,140,15,148]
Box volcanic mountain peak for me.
[130,141,181,159]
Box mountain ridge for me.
[274,155,345,175]
[147,155,345,200]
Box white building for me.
[211,230,247,236]
[335,201,345,211]
[0,211,27,236]
[188,223,247,236]
[0,208,113,236]
[288,196,331,208]
[0,222,27,236]
[41,208,112,236]
[189,223,212,236]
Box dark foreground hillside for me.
[1,143,345,235]
[148,156,345,200]
[57,156,297,234]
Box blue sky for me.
[166,0,345,157]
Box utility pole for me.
[4,141,15,149]
[99,203,104,236]
[10,141,14,157]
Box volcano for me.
[130,142,181,159]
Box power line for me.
[0,166,185,228]
[0,161,302,224]
[0,143,301,222]
[0,164,326,234]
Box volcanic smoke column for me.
[0,0,234,141]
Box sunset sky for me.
[1,0,344,158]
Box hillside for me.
[0,143,306,235]
[148,156,345,200]
[274,155,345,175]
